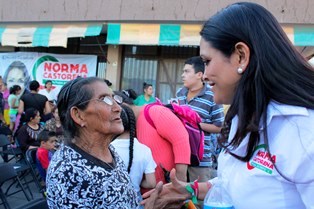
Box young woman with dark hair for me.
[15,108,45,153]
[134,82,156,106]
[111,104,156,203]
[142,2,314,209]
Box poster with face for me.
[1,53,35,95]
[0,52,97,96]
[3,60,30,95]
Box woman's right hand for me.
[142,169,191,209]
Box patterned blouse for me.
[44,118,65,143]
[16,123,45,152]
[46,143,140,209]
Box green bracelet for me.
[185,184,198,204]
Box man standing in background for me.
[18,80,51,122]
[176,56,224,183]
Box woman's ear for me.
[70,107,85,127]
[234,42,250,71]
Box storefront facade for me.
[1,0,314,101]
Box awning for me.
[106,23,202,46]
[0,24,103,47]
[282,25,314,46]
[107,23,314,47]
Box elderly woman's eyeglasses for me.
[99,95,123,105]
[78,95,123,106]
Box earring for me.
[237,67,243,74]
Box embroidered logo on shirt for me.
[247,144,276,174]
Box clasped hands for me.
[142,169,192,209]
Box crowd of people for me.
[1,68,221,208]
[0,78,61,183]
[0,2,313,209]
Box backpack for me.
[144,100,204,166]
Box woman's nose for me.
[112,100,122,112]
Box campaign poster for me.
[0,52,97,95]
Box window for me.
[121,45,199,103]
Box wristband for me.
[185,180,199,204]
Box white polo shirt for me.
[217,101,314,209]
[39,89,57,102]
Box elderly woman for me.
[46,77,140,208]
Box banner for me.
[0,52,97,95]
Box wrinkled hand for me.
[143,181,163,209]
[142,169,191,209]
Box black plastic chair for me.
[0,134,23,162]
[25,149,38,170]
[0,163,32,209]
[0,134,38,198]
[25,148,45,194]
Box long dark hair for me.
[9,85,21,94]
[120,104,137,173]
[15,108,39,136]
[200,2,314,163]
